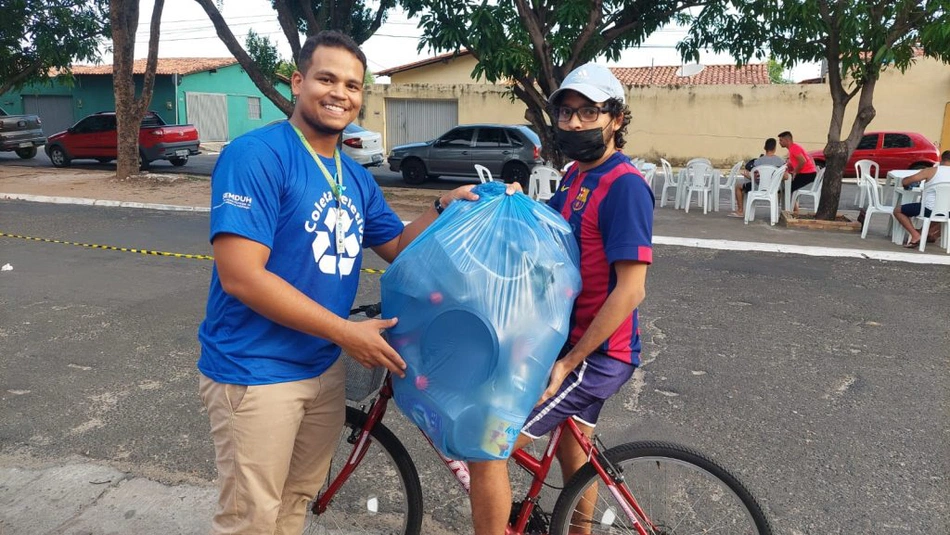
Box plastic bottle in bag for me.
[381,182,581,461]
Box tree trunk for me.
[816,140,848,220]
[111,0,140,181]
[111,0,164,181]
[194,0,294,116]
[815,73,878,220]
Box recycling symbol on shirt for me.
[311,207,360,276]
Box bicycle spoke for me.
[304,407,422,535]
[551,442,771,535]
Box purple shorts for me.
[521,348,636,439]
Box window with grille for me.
[248,97,261,120]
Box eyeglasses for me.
[550,105,610,123]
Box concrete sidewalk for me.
[0,457,215,535]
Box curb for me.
[0,193,209,213]
[5,191,948,266]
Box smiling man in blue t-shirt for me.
[197,31,480,534]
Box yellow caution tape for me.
[0,231,385,274]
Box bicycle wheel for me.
[304,406,424,535]
[549,441,772,535]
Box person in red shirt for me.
[778,131,817,212]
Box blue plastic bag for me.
[381,182,581,461]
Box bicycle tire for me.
[304,406,424,535]
[549,440,772,535]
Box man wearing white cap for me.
[468,63,655,534]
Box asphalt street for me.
[0,200,948,534]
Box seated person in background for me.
[778,130,818,212]
[892,150,950,248]
[730,137,785,218]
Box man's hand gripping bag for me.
[380,182,581,461]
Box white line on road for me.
[653,236,950,265]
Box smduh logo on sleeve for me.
[216,192,253,210]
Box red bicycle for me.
[305,304,773,535]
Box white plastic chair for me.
[528,165,561,201]
[854,159,879,208]
[658,158,678,208]
[474,164,494,184]
[859,174,895,239]
[640,163,657,190]
[683,161,715,214]
[744,165,785,225]
[791,167,825,212]
[716,161,743,212]
[913,182,950,253]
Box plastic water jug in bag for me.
[381,182,581,461]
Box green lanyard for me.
[292,124,344,199]
[292,124,347,255]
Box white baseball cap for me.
[549,63,625,105]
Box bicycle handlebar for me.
[349,302,382,318]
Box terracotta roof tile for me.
[70,58,238,76]
[375,49,770,86]
[375,49,471,76]
[610,64,771,86]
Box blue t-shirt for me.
[198,121,404,385]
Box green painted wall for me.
[2,74,177,126]
[178,63,290,140]
[2,64,289,140]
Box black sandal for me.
[903,240,920,249]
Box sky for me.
[110,0,821,82]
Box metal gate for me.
[22,95,74,137]
[385,99,458,150]
[185,92,229,142]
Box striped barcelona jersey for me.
[548,151,655,366]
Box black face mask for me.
[555,125,610,162]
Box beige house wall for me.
[362,56,949,164]
[387,55,501,86]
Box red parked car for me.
[808,131,939,177]
[45,111,200,169]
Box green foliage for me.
[246,29,284,86]
[399,0,707,164]
[402,0,696,86]
[678,0,950,89]
[276,61,297,81]
[0,0,110,94]
[273,0,397,44]
[767,57,789,84]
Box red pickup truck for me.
[45,111,200,168]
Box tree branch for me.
[567,0,604,71]
[194,0,293,114]
[303,0,321,36]
[514,0,557,95]
[367,0,391,35]
[274,0,302,62]
[135,0,164,118]
[0,58,44,97]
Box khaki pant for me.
[199,358,345,535]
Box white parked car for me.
[341,123,384,167]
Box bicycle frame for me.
[316,373,660,535]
